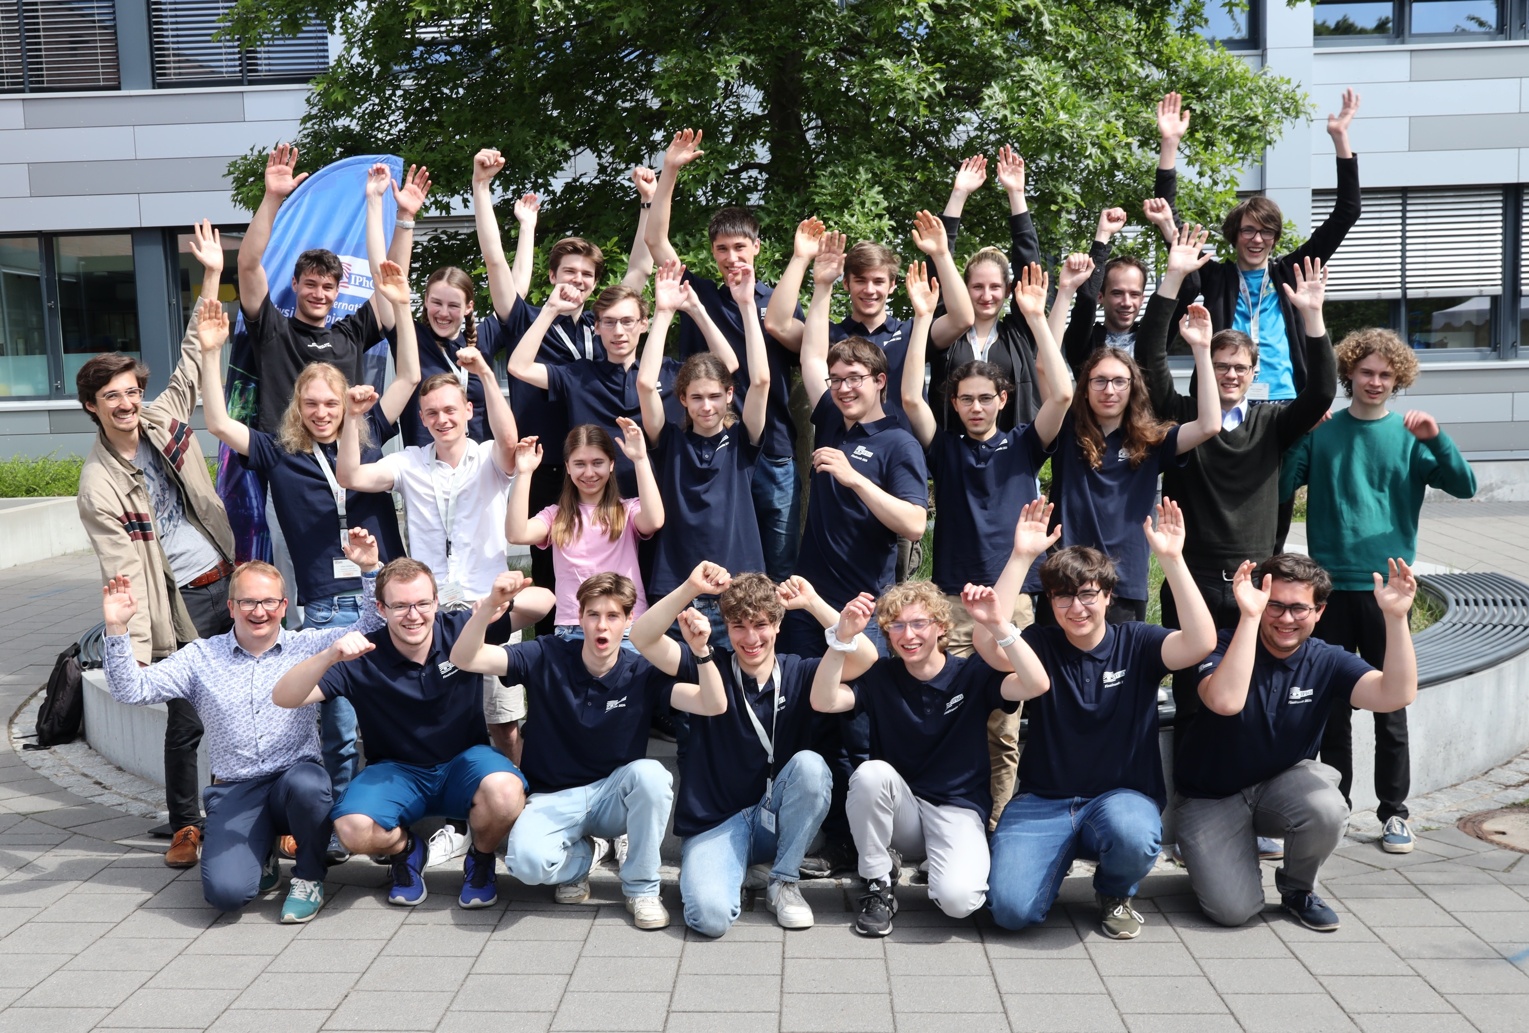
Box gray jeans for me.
[1174,759,1349,927]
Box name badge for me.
[1247,382,1270,401]
[761,808,776,834]
[332,557,361,579]
[439,581,466,607]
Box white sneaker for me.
[425,825,470,869]
[742,863,771,891]
[765,879,814,929]
[626,894,671,930]
[611,834,629,869]
[553,837,609,905]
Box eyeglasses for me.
[1052,589,1103,607]
[98,388,144,404]
[955,393,999,407]
[1213,362,1254,377]
[826,374,873,390]
[886,619,939,634]
[1266,601,1317,619]
[1238,226,1276,240]
[381,600,438,616]
[597,317,640,330]
[1088,377,1130,391]
[233,598,285,613]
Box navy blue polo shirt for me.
[246,406,404,605]
[650,422,764,597]
[672,644,820,837]
[831,313,914,429]
[1027,415,1183,603]
[927,424,1048,595]
[1018,621,1173,808]
[794,394,928,609]
[388,317,496,448]
[544,358,681,497]
[677,272,800,460]
[492,294,606,450]
[851,653,1014,818]
[319,608,517,767]
[501,636,676,794]
[1177,630,1373,800]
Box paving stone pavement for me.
[4,548,1529,1032]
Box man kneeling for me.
[273,558,553,909]
[1176,553,1417,931]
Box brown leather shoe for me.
[165,826,202,868]
[277,835,298,860]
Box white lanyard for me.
[426,444,464,565]
[551,321,594,361]
[1238,270,1275,347]
[733,654,781,800]
[967,322,998,363]
[437,339,469,391]
[310,445,348,548]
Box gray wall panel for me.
[1411,45,1529,82]
[28,158,234,198]
[1411,113,1529,153]
[22,93,244,130]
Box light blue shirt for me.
[1234,269,1294,401]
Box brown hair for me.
[845,241,900,280]
[963,246,1011,287]
[76,353,149,428]
[1335,327,1419,396]
[576,572,637,615]
[1072,346,1171,470]
[553,425,626,548]
[278,362,372,455]
[674,353,737,431]
[376,557,437,604]
[230,560,285,598]
[1211,329,1258,367]
[292,249,343,284]
[549,237,606,282]
[943,360,1014,402]
[1103,255,1149,290]
[874,581,953,647]
[1222,196,1283,248]
[419,372,469,404]
[1252,553,1333,606]
[592,284,650,321]
[1039,546,1120,597]
[827,337,889,402]
[424,267,477,350]
[707,207,760,243]
[719,573,784,627]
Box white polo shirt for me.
[378,439,512,600]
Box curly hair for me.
[1335,328,1419,397]
[278,362,373,455]
[874,580,953,646]
[1071,347,1171,470]
[719,573,784,627]
[943,360,1014,403]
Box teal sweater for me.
[1281,409,1476,591]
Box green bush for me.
[0,454,84,498]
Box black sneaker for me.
[854,876,897,937]
[1280,889,1339,931]
[799,839,858,879]
[649,708,678,743]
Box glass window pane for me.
[0,237,48,397]
[1314,1,1395,35]
[1409,0,1498,33]
[55,234,138,389]
[1407,296,1493,350]
[1324,299,1395,351]
[1202,1,1255,41]
[173,229,241,325]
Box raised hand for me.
[393,164,432,218]
[995,145,1026,195]
[102,575,137,630]
[1230,561,1270,620]
[346,384,379,418]
[631,166,658,203]
[654,259,688,313]
[473,148,506,189]
[513,437,543,476]
[1012,262,1048,320]
[1013,496,1061,558]
[613,416,648,462]
[910,209,947,258]
[513,192,540,226]
[777,575,820,612]
[952,155,988,196]
[686,561,732,598]
[663,128,705,171]
[793,217,827,260]
[961,583,1004,628]
[1142,197,1177,237]
[483,569,531,620]
[678,608,713,653]
[904,261,940,319]
[1096,207,1128,241]
[455,346,490,377]
[1281,256,1327,314]
[374,259,411,307]
[1165,223,1212,278]
[813,231,847,287]
[1178,302,1213,352]
[342,526,380,572]
[1157,91,1190,145]
[265,143,308,199]
[330,631,376,663]
[365,163,391,201]
[1373,558,1417,620]
[187,219,223,274]
[1403,410,1440,441]
[1327,88,1360,141]
[836,592,877,640]
[1143,496,1187,561]
[725,263,756,305]
[196,297,229,353]
[545,282,584,314]
[1057,253,1095,294]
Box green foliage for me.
[0,454,84,498]
[224,0,1308,312]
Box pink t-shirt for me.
[534,497,650,625]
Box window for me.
[1314,0,1504,40]
[0,238,47,398]
[0,0,120,92]
[149,0,327,86]
[1199,0,1261,47]
[1314,188,1506,352]
[172,229,242,326]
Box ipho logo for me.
[851,445,876,463]
[606,696,628,713]
[437,660,458,677]
[944,692,965,715]
[1288,686,1314,705]
[1102,669,1125,688]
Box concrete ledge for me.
[0,497,88,569]
[82,669,209,790]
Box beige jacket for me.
[77,313,235,663]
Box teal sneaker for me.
[281,877,325,923]
[258,845,281,895]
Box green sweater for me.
[1281,409,1476,590]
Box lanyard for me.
[551,320,594,361]
[310,445,348,548]
[425,443,465,565]
[733,654,781,794]
[967,322,998,363]
[1238,270,1274,347]
[437,338,469,391]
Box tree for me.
[226,0,1308,304]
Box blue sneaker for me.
[281,878,325,923]
[459,848,498,909]
[1280,889,1340,931]
[387,834,427,906]
[1381,817,1415,854]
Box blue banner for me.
[219,153,404,563]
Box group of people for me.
[77,85,1479,939]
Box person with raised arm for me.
[75,238,233,868]
[902,259,1072,828]
[989,499,1217,939]
[1281,320,1475,854]
[1175,554,1417,930]
[453,571,712,930]
[202,259,419,849]
[630,565,877,935]
[102,528,384,923]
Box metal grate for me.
[149,0,326,86]
[0,0,120,93]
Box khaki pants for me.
[944,592,1035,830]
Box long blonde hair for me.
[278,362,373,454]
[551,425,627,548]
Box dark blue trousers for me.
[200,761,332,912]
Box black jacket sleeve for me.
[1273,332,1337,449]
[1063,238,1114,375]
[1136,293,1194,424]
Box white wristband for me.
[994,624,1018,649]
[395,218,416,230]
[824,626,858,653]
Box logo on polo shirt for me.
[851,445,876,463]
[776,694,788,711]
[944,693,964,715]
[437,660,458,678]
[1198,659,1214,672]
[1116,447,1130,462]
[1288,685,1313,705]
[606,696,628,712]
[1102,669,1125,688]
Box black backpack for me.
[25,636,89,750]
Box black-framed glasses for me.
[826,374,872,390]
[233,598,285,613]
[955,393,999,407]
[1052,589,1102,607]
[381,600,438,616]
[1088,377,1130,391]
[1266,601,1317,619]
[1238,226,1276,240]
[1213,363,1254,377]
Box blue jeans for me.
[504,759,673,898]
[301,593,362,798]
[753,453,801,582]
[988,789,1163,930]
[680,750,832,938]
